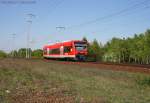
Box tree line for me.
[0,49,43,59]
[84,29,150,64]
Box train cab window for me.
[64,46,72,53]
[75,46,86,51]
[74,42,87,51]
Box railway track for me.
[43,59,150,74]
[90,62,150,69]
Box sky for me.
[0,0,150,52]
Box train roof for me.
[43,40,87,48]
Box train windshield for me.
[74,42,87,51]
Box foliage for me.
[0,50,7,58]
[103,29,150,64]
[9,50,18,57]
[1,48,43,59]
[83,29,150,64]
[32,49,43,58]
[136,75,150,86]
[82,36,88,43]
[84,38,104,61]
[18,48,27,58]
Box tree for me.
[32,49,43,58]
[18,48,27,58]
[82,37,88,43]
[9,50,18,58]
[89,39,103,61]
[104,38,122,62]
[144,29,150,64]
[0,50,7,58]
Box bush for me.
[0,50,7,58]
[136,76,150,86]
[32,49,43,58]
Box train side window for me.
[49,49,52,54]
[64,46,72,53]
[50,48,60,54]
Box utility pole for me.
[26,13,35,59]
[10,34,16,58]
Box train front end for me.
[74,41,88,61]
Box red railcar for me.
[43,40,88,61]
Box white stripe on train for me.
[43,55,76,58]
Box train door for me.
[60,46,64,55]
[47,48,49,55]
[64,46,72,55]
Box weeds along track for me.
[43,59,150,74]
[92,62,150,68]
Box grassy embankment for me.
[0,58,150,103]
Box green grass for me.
[0,58,150,103]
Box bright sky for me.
[0,0,150,52]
